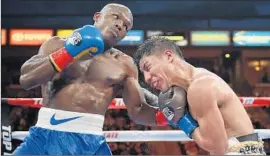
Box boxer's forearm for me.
[122,77,158,126]
[20,56,57,90]
[192,128,227,154]
[20,37,64,90]
[131,102,158,126]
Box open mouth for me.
[151,80,158,89]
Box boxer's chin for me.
[163,83,171,92]
[160,87,168,93]
[102,32,117,46]
[157,80,168,92]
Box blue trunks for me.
[13,107,111,155]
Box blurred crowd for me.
[1,58,270,155]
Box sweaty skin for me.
[19,4,157,124]
[186,68,253,155]
[139,49,254,155]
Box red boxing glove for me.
[155,110,168,126]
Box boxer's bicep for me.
[20,37,64,90]
[189,82,228,154]
[195,101,228,152]
[122,77,158,126]
[122,77,143,109]
[123,56,139,80]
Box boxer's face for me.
[139,51,174,92]
[94,6,133,46]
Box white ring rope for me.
[12,129,270,142]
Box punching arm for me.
[121,60,169,126]
[122,77,160,126]
[20,37,64,90]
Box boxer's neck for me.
[170,60,195,91]
[104,44,113,51]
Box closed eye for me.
[147,65,151,71]
[144,63,151,71]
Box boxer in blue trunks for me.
[14,3,163,155]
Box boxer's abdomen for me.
[44,50,130,115]
[47,81,115,115]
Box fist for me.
[65,25,104,58]
[158,86,188,125]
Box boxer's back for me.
[42,38,133,115]
[191,68,254,138]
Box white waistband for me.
[228,137,240,149]
[227,137,264,155]
[35,107,104,135]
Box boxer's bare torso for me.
[21,37,136,115]
[186,68,253,138]
[135,37,259,154]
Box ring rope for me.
[11,129,270,142]
[4,97,270,142]
[2,97,270,109]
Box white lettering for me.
[2,126,12,152]
[242,98,255,105]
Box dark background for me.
[2,0,270,29]
[1,0,270,155]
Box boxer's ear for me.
[164,50,173,63]
[93,12,101,22]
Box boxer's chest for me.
[62,55,128,86]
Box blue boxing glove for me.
[176,111,198,138]
[65,25,104,57]
[49,25,104,72]
[158,86,198,138]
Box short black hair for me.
[133,37,184,66]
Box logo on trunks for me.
[239,144,265,155]
[162,106,175,121]
[50,113,82,125]
[67,31,82,46]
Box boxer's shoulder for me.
[110,47,122,53]
[187,76,218,107]
[190,76,216,89]
[108,48,131,58]
[107,47,120,53]
[110,48,136,69]
[114,47,138,78]
[102,48,137,78]
[45,36,65,44]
